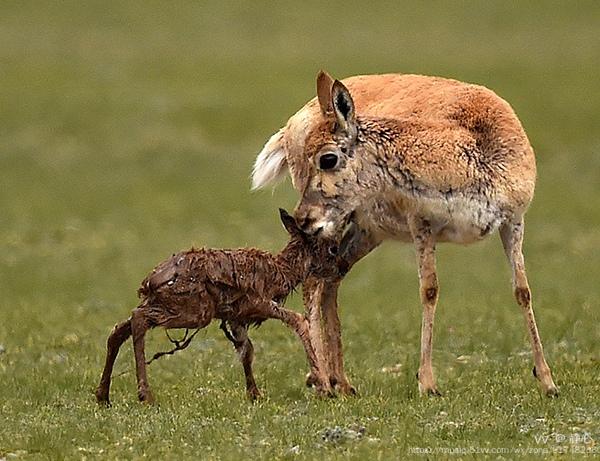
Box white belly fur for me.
[419,194,505,243]
[364,193,506,244]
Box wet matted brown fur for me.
[95,209,345,405]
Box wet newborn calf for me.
[95,209,346,404]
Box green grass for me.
[1,1,599,459]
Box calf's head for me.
[294,71,376,238]
[279,208,349,278]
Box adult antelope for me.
[252,71,558,397]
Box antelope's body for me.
[252,72,557,396]
[255,74,535,244]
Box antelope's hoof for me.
[419,387,442,397]
[315,386,336,399]
[138,390,155,405]
[335,382,357,396]
[418,382,442,397]
[305,372,318,388]
[533,366,559,397]
[545,386,559,398]
[426,388,442,397]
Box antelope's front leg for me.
[303,226,380,395]
[269,302,333,397]
[320,279,352,393]
[303,278,354,395]
[302,276,330,388]
[409,216,441,396]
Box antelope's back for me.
[256,73,536,209]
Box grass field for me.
[1,1,599,459]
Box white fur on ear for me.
[251,128,288,190]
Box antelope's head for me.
[294,71,375,238]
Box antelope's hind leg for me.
[409,216,441,396]
[221,321,261,401]
[95,318,132,405]
[500,219,558,397]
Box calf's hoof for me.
[247,387,262,402]
[313,380,336,398]
[95,388,111,406]
[307,372,337,398]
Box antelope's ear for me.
[279,208,300,236]
[316,70,334,116]
[332,80,357,140]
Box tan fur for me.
[253,72,557,396]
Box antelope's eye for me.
[328,245,338,256]
[319,153,339,170]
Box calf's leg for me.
[95,318,132,405]
[131,308,154,403]
[221,321,261,400]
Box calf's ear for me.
[279,208,300,236]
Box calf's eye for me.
[319,153,339,170]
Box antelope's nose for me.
[295,214,321,235]
[294,209,316,235]
[295,203,333,236]
[297,215,312,231]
